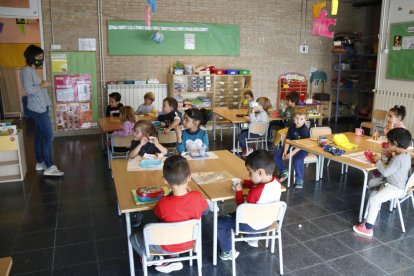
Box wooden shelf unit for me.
[0,130,27,183]
[277,72,308,107]
[168,74,252,110]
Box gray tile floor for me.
[1,119,414,275]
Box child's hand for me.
[282,152,290,160]
[372,153,381,163]
[140,136,149,145]
[162,128,170,134]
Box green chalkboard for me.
[107,20,240,56]
[386,21,414,81]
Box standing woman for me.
[21,45,64,176]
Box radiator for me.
[374,89,414,133]
[106,84,167,112]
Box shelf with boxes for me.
[167,73,252,110]
[331,53,377,121]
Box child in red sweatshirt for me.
[217,150,282,260]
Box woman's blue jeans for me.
[26,107,54,167]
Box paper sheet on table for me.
[366,136,387,144]
[343,151,377,166]
[191,171,234,185]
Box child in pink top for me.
[112,106,135,137]
[383,105,406,135]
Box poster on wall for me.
[54,74,93,130]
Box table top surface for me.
[0,257,12,276]
[98,114,157,132]
[212,108,324,123]
[287,132,414,171]
[112,150,252,213]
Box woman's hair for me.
[387,128,412,149]
[144,92,155,102]
[389,105,406,120]
[256,97,272,112]
[243,90,254,99]
[24,45,43,66]
[119,106,135,123]
[134,120,156,137]
[184,108,211,127]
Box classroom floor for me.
[1,119,414,276]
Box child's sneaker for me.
[208,201,219,212]
[219,250,240,261]
[278,171,289,182]
[140,256,164,266]
[245,240,259,248]
[231,148,242,153]
[155,262,183,273]
[353,223,373,237]
[295,180,304,189]
[242,147,254,157]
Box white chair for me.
[242,122,269,151]
[383,172,414,233]
[108,135,133,169]
[142,219,202,276]
[231,201,287,276]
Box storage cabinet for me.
[167,74,252,109]
[331,54,377,121]
[277,72,308,107]
[0,130,27,183]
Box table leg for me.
[106,133,111,168]
[320,157,325,179]
[287,147,293,188]
[358,170,369,222]
[213,201,218,265]
[213,113,217,141]
[232,124,237,155]
[315,156,320,181]
[126,212,136,276]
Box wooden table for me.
[286,132,413,222]
[112,150,265,273]
[0,257,12,276]
[212,108,324,154]
[98,114,158,133]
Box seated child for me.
[218,150,282,260]
[274,107,310,188]
[239,90,254,109]
[128,120,167,159]
[279,91,299,128]
[176,108,211,154]
[353,128,412,237]
[157,97,182,134]
[111,106,135,137]
[106,92,123,117]
[238,97,271,157]
[136,92,156,115]
[383,105,406,135]
[130,155,208,273]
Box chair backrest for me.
[158,131,177,144]
[248,122,269,137]
[372,109,387,121]
[112,135,133,148]
[310,126,332,139]
[143,219,201,256]
[403,171,414,196]
[235,201,287,234]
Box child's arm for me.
[176,128,185,154]
[106,106,111,117]
[234,184,244,205]
[128,138,148,159]
[201,130,209,150]
[112,122,130,137]
[375,156,400,177]
[149,137,168,155]
[163,117,181,133]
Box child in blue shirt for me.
[274,107,310,188]
[176,108,211,154]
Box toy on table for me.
[322,144,345,156]
[364,150,376,163]
[317,136,328,146]
[186,139,207,158]
[136,186,165,202]
[333,134,358,149]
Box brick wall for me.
[40,0,375,120]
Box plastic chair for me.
[273,127,288,149]
[158,130,178,154]
[360,109,387,135]
[231,201,287,276]
[243,122,269,151]
[108,135,133,169]
[142,219,202,276]
[376,172,414,233]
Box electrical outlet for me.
[51,44,61,50]
[299,45,309,54]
